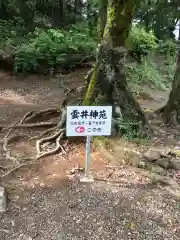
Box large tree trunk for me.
[97,0,108,40]
[159,49,180,123]
[83,0,151,135]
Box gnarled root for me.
[3,129,19,164]
[24,108,60,123]
[36,130,65,160]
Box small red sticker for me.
[75,126,85,133]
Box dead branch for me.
[36,132,65,159]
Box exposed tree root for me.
[36,128,64,154]
[0,165,6,170]
[30,126,58,140]
[19,111,35,124]
[36,131,65,160]
[1,162,33,179]
[3,128,19,164]
[5,135,28,144]
[3,112,39,165]
[9,122,57,129]
[24,108,60,123]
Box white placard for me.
[66,106,112,136]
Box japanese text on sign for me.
[66,106,112,136]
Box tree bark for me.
[97,0,108,40]
[159,49,180,123]
[83,0,151,135]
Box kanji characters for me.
[71,110,80,119]
[99,110,107,119]
[90,110,98,119]
[80,110,89,119]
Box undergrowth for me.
[0,19,176,92]
[126,56,176,93]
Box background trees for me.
[0,0,180,130]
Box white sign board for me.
[66,106,112,136]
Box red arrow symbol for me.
[75,126,85,133]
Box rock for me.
[56,232,66,240]
[17,234,33,240]
[126,151,140,167]
[138,161,146,169]
[169,159,180,170]
[156,158,170,169]
[144,150,161,162]
[171,149,180,158]
[151,174,178,186]
[160,148,171,158]
[147,165,165,175]
[0,186,7,213]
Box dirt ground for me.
[0,70,180,240]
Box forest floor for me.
[0,69,180,240]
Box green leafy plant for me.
[158,39,177,56]
[127,26,158,61]
[126,57,173,91]
[117,118,142,140]
[14,24,96,72]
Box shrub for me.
[127,26,158,61]
[126,58,172,91]
[14,25,96,72]
[117,118,144,140]
[157,39,177,56]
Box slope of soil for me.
[0,70,179,240]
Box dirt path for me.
[0,71,180,240]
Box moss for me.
[97,0,108,40]
[104,0,136,47]
[83,67,98,105]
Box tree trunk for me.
[74,0,82,23]
[159,49,180,123]
[83,0,151,135]
[97,0,108,40]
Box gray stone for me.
[0,186,7,213]
[169,159,180,170]
[156,158,170,169]
[151,174,177,186]
[147,165,165,175]
[138,161,146,169]
[160,148,171,158]
[144,150,161,162]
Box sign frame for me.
[66,105,112,137]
